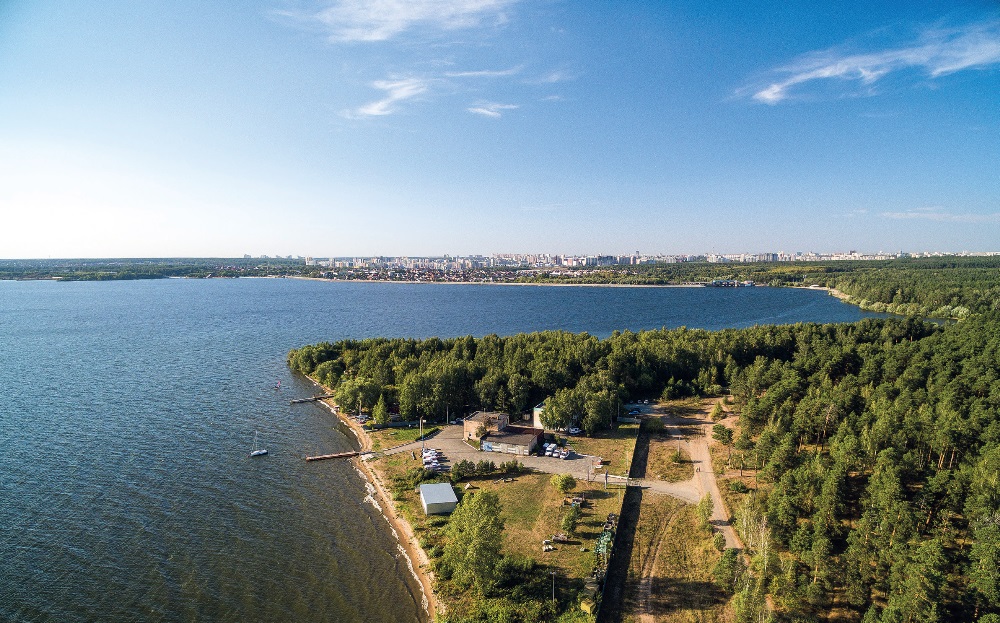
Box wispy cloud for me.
[747,20,1000,104]
[445,65,523,78]
[291,0,521,42]
[347,78,429,117]
[881,207,1000,223]
[467,102,518,117]
[531,69,575,84]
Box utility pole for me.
[551,570,556,604]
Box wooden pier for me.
[305,451,359,462]
[290,394,334,404]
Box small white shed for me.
[419,482,458,515]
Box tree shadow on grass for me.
[646,579,729,614]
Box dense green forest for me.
[289,264,1000,622]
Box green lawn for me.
[570,423,640,475]
[646,442,694,483]
[368,425,439,451]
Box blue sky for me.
[1,0,998,258]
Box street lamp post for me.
[550,570,556,604]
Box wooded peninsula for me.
[288,260,1000,623]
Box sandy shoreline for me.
[793,284,851,301]
[308,382,439,622]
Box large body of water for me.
[0,279,884,622]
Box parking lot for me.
[381,422,600,481]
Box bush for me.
[562,505,582,536]
[710,402,725,421]
[729,480,750,494]
[697,494,714,528]
[550,473,576,493]
[500,460,524,474]
[713,532,726,551]
[452,459,476,482]
[477,460,497,475]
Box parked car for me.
[568,427,581,435]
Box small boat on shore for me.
[250,431,268,457]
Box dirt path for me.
[635,505,679,623]
[641,401,744,551]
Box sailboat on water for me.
[249,430,268,457]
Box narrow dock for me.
[290,394,334,404]
[305,451,359,461]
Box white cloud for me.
[348,78,429,117]
[881,207,1000,223]
[297,0,521,42]
[533,69,575,84]
[748,20,1000,104]
[467,102,518,117]
[444,65,523,78]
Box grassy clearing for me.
[659,397,709,418]
[368,425,439,451]
[571,423,640,475]
[370,448,627,619]
[645,443,694,483]
[475,473,625,581]
[624,495,731,623]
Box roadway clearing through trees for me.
[623,398,742,623]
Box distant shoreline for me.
[287,275,712,288]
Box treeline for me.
[0,257,306,281]
[288,320,927,433]
[825,258,1000,318]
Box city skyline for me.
[2,1,998,258]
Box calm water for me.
[0,279,883,622]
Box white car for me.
[568,427,581,435]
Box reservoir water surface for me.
[0,279,883,622]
